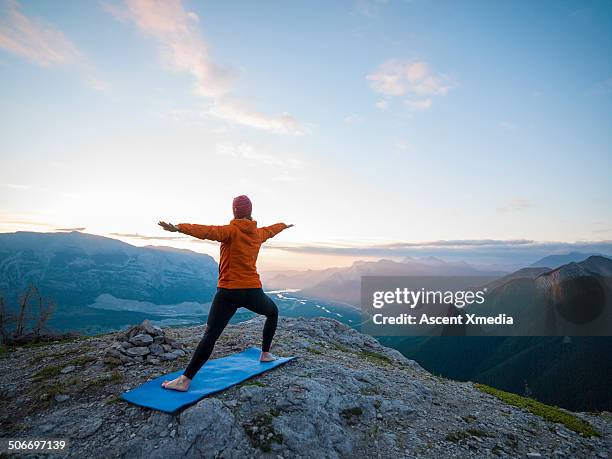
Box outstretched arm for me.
[258,223,294,243]
[158,221,233,242]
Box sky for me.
[1,0,611,271]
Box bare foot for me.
[260,351,277,362]
[161,375,191,391]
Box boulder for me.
[129,333,154,346]
[149,343,164,355]
[126,346,150,357]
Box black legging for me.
[183,288,278,380]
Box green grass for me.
[243,410,283,452]
[85,371,124,388]
[305,347,322,355]
[360,386,380,396]
[358,350,392,366]
[240,380,266,388]
[31,354,97,381]
[466,428,493,438]
[474,383,600,438]
[104,394,123,405]
[21,335,84,348]
[325,341,392,367]
[68,355,96,366]
[330,342,351,353]
[29,349,71,364]
[340,406,363,424]
[445,430,469,442]
[32,364,63,380]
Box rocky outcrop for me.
[0,318,610,458]
[103,320,190,366]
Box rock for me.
[126,346,150,357]
[54,394,70,402]
[149,343,164,355]
[162,344,172,352]
[130,333,154,346]
[153,335,164,344]
[160,352,177,361]
[104,355,121,365]
[61,365,75,374]
[141,319,164,336]
[171,349,186,358]
[176,399,250,456]
[105,348,122,358]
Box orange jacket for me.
[177,219,288,289]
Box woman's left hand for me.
[158,221,179,232]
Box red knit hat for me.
[232,195,252,218]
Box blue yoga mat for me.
[121,347,295,413]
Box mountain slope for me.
[394,256,612,411]
[0,317,608,458]
[0,231,218,333]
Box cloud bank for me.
[269,239,612,269]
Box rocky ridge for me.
[0,317,610,458]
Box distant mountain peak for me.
[530,252,605,269]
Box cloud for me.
[375,99,389,110]
[394,140,413,153]
[1,183,30,190]
[499,121,517,131]
[105,0,304,135]
[354,0,389,17]
[588,77,612,96]
[404,98,432,111]
[497,198,531,213]
[273,172,297,182]
[367,59,454,110]
[343,114,364,125]
[109,231,218,247]
[55,227,86,232]
[208,98,305,135]
[110,232,186,241]
[0,0,107,89]
[216,142,302,171]
[0,0,80,66]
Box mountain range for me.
[263,257,506,307]
[387,255,612,411]
[0,231,218,333]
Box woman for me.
[157,195,293,391]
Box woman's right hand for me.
[158,221,179,232]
